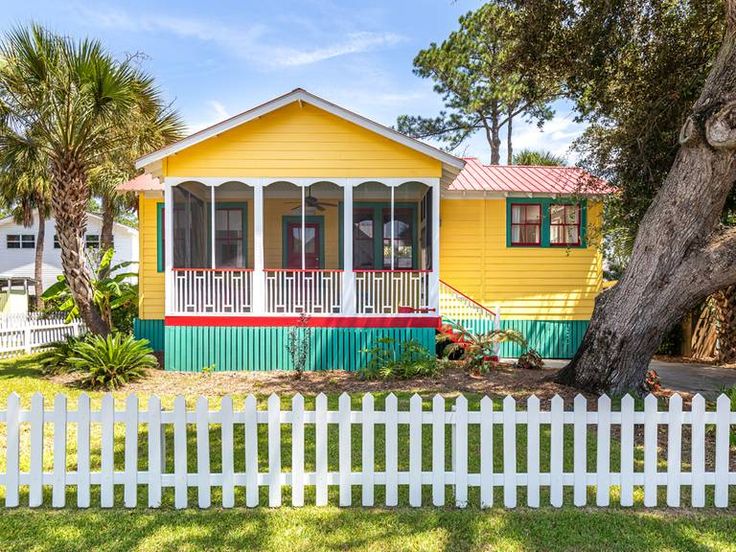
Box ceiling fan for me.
[289,189,338,212]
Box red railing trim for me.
[439,279,497,318]
[173,267,254,272]
[264,268,344,273]
[353,269,432,273]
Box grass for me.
[1,355,735,551]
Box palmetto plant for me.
[439,320,527,373]
[0,25,183,334]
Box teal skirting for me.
[450,319,589,359]
[163,325,436,372]
[133,319,165,352]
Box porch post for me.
[164,179,174,316]
[252,180,266,313]
[341,181,355,314]
[429,179,441,313]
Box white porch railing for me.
[354,270,431,314]
[173,269,253,314]
[265,270,342,314]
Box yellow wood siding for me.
[164,102,442,178]
[439,199,603,320]
[138,195,164,319]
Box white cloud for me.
[188,100,230,133]
[73,7,405,69]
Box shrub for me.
[438,320,527,373]
[36,335,87,375]
[69,334,157,390]
[516,348,544,370]
[287,313,311,379]
[644,369,662,393]
[360,337,442,380]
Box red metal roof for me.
[450,158,610,195]
[116,173,162,192]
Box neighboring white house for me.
[0,213,139,294]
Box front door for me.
[286,221,322,268]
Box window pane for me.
[550,205,565,224]
[525,205,541,223]
[550,225,564,244]
[7,235,19,249]
[511,205,522,223]
[566,226,580,244]
[523,225,540,244]
[353,208,375,269]
[566,206,579,223]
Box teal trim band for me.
[163,325,435,372]
[134,318,165,351]
[506,198,587,249]
[156,203,164,272]
[448,318,589,359]
[281,215,326,268]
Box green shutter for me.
[156,203,164,272]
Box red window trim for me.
[549,204,582,247]
[510,203,542,246]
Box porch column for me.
[429,179,441,313]
[341,181,355,314]
[164,179,174,316]
[252,181,266,313]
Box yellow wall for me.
[439,199,603,320]
[164,102,442,178]
[138,195,164,319]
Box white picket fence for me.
[0,392,734,509]
[0,315,83,358]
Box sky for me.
[0,0,586,164]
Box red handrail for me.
[264,268,344,273]
[439,279,497,318]
[354,269,432,273]
[172,267,254,272]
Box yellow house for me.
[123,89,606,371]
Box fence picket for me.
[361,393,375,507]
[101,394,114,507]
[479,396,493,508]
[173,396,188,509]
[714,394,731,508]
[455,395,468,508]
[196,396,211,508]
[526,395,540,508]
[643,394,658,507]
[666,394,683,507]
[573,394,587,507]
[338,393,351,506]
[432,394,445,506]
[245,394,259,507]
[77,393,91,508]
[52,394,67,508]
[503,395,516,508]
[5,393,19,507]
[409,394,422,507]
[125,395,139,508]
[0,391,733,510]
[620,395,635,507]
[690,394,705,508]
[29,392,44,508]
[385,393,398,507]
[268,394,282,507]
[596,395,611,507]
[315,393,328,506]
[147,395,162,508]
[291,394,305,507]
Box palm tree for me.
[0,25,182,334]
[512,149,567,166]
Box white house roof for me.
[0,213,138,236]
[135,88,465,175]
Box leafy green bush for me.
[360,337,442,380]
[36,335,87,375]
[515,348,544,370]
[438,320,527,373]
[69,334,157,390]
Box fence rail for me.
[0,316,83,358]
[1,392,733,509]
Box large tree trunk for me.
[33,207,45,311]
[100,193,115,252]
[49,154,109,336]
[556,10,736,394]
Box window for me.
[550,204,581,246]
[7,234,34,249]
[215,206,246,267]
[85,234,100,249]
[510,204,542,245]
[53,235,60,249]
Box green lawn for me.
[1,356,735,552]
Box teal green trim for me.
[281,215,325,268]
[134,318,165,351]
[506,198,587,249]
[156,203,164,272]
[163,325,435,371]
[353,202,418,269]
[215,201,248,267]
